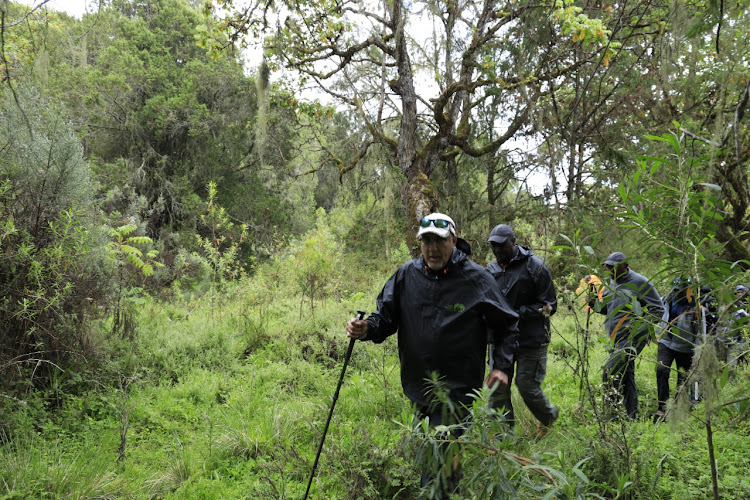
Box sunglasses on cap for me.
[419,217,453,229]
[672,277,692,286]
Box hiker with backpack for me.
[591,252,664,419]
[651,277,706,421]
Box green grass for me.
[1,264,749,499]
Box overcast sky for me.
[19,0,92,18]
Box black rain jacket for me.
[487,246,557,349]
[362,245,519,408]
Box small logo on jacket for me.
[446,303,465,313]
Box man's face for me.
[491,239,515,264]
[420,233,457,271]
[606,262,628,280]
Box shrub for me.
[0,86,111,410]
[291,208,342,317]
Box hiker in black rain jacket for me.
[651,277,706,421]
[592,251,664,419]
[486,224,559,437]
[346,212,519,498]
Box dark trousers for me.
[490,345,559,427]
[655,343,694,410]
[603,335,647,418]
[415,403,468,500]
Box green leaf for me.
[558,234,574,246]
[116,224,138,236]
[125,253,144,267]
[662,132,681,153]
[631,299,643,316]
[719,365,729,389]
[619,182,627,202]
[127,236,153,245]
[120,245,144,257]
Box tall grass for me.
[1,243,749,498]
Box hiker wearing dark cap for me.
[591,252,664,419]
[652,277,706,421]
[486,224,559,437]
[346,213,519,498]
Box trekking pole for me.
[579,306,592,400]
[303,310,366,500]
[578,290,594,402]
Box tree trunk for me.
[390,0,438,254]
[402,172,438,256]
[705,416,720,500]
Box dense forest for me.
[1,0,749,498]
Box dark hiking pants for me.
[603,335,647,419]
[655,342,694,411]
[490,345,559,427]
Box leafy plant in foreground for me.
[108,223,162,339]
[195,181,248,318]
[0,85,109,409]
[397,381,613,499]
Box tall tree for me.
[532,0,750,261]
[666,1,750,263]
[205,0,615,248]
[7,0,311,259]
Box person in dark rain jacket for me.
[486,224,559,437]
[346,212,518,498]
[652,277,706,421]
[592,252,664,419]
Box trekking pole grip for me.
[343,310,367,360]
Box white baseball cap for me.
[416,213,456,240]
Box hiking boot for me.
[535,422,550,438]
[651,409,665,422]
[535,419,555,438]
[535,408,559,438]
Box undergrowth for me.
[1,251,749,499]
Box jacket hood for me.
[487,245,533,271]
[456,237,472,256]
[515,245,533,260]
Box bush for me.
[0,86,110,418]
